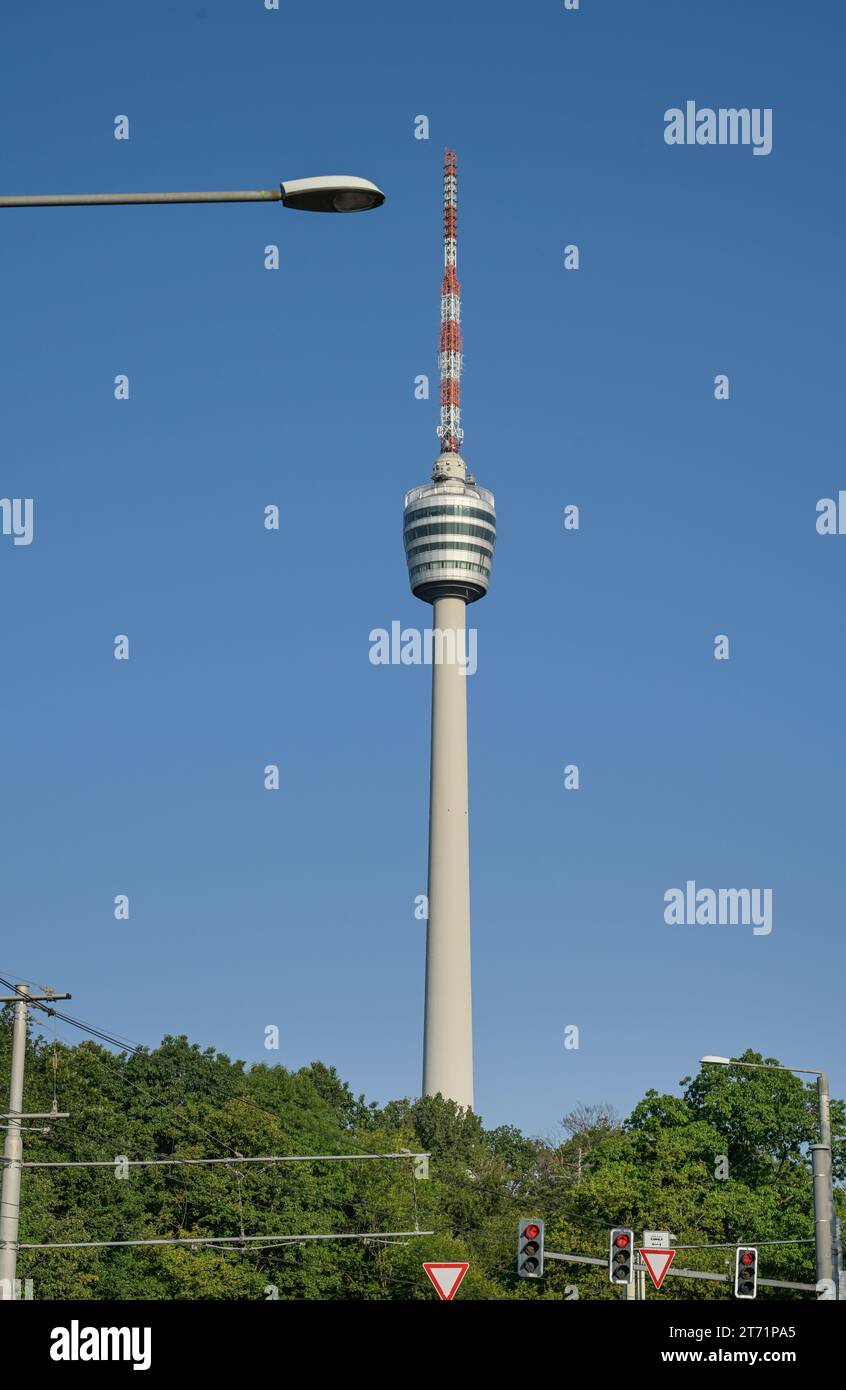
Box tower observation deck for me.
[403,466,496,605]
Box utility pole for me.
[815,1072,841,1295]
[0,984,71,1298]
[810,1143,834,1292]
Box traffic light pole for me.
[815,1073,840,1295]
[811,1144,834,1291]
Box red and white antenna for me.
[437,150,463,455]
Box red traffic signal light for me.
[609,1228,634,1284]
[517,1218,545,1279]
[734,1246,758,1299]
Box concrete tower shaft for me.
[423,593,473,1106]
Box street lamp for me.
[700,1055,839,1295]
[0,174,385,212]
[0,164,383,1300]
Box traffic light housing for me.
[734,1246,758,1299]
[609,1228,634,1284]
[517,1218,544,1278]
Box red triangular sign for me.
[640,1248,675,1290]
[423,1262,469,1300]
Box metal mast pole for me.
[438,150,462,458]
[815,1072,838,1294]
[0,985,71,1298]
[0,987,30,1293]
[811,1143,834,1291]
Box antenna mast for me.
[438,150,463,455]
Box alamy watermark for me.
[664,102,773,156]
[664,880,772,935]
[0,497,34,546]
[369,621,477,676]
[0,1278,33,1300]
[816,492,846,533]
[50,1321,151,1370]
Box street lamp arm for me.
[0,189,283,209]
[700,1057,823,1078]
[0,175,385,214]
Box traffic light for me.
[734,1246,758,1299]
[609,1228,634,1284]
[517,1218,544,1278]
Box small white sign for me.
[643,1230,671,1249]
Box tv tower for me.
[403,151,496,1109]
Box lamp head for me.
[280,175,385,213]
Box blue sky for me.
[1,0,843,1136]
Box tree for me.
[2,1013,841,1300]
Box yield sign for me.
[423,1262,469,1300]
[640,1248,676,1290]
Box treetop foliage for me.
[1,1020,841,1301]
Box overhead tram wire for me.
[1,972,382,1152]
[0,965,45,990]
[6,986,821,1241]
[22,1152,430,1170]
[0,975,448,1267]
[1,971,414,1157]
[21,973,796,1254]
[6,995,813,1270]
[0,976,251,1164]
[0,973,292,1163]
[14,1017,797,1251]
[0,975,146,1055]
[18,1229,435,1252]
[0,975,429,1171]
